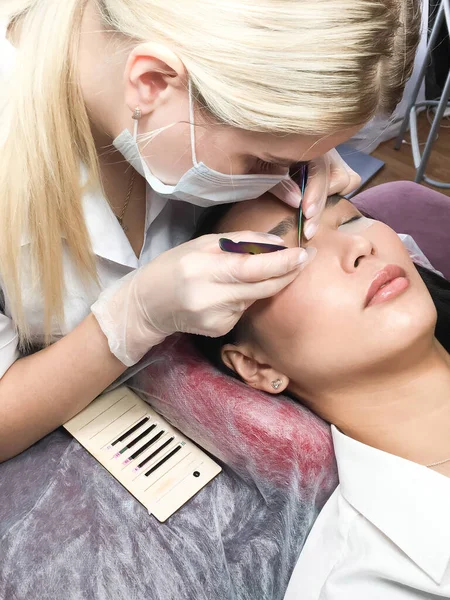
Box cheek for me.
[250,288,300,357]
[372,222,413,262]
[141,123,193,183]
[251,266,354,366]
[196,127,249,174]
[370,258,438,339]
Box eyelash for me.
[252,159,310,175]
[340,215,362,226]
[255,158,278,173]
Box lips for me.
[365,265,409,308]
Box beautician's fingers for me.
[270,177,302,208]
[301,154,330,240]
[167,268,303,338]
[229,268,302,308]
[271,151,361,239]
[184,266,307,336]
[302,150,362,240]
[230,255,315,303]
[217,245,314,284]
[326,149,361,196]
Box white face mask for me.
[113,81,291,208]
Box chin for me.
[366,274,434,338]
[376,297,437,359]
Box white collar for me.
[82,179,168,268]
[81,182,142,269]
[20,176,169,270]
[332,424,450,584]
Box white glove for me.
[91,231,314,366]
[271,149,361,240]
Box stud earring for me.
[132,107,142,120]
[132,106,142,140]
[271,379,282,390]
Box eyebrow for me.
[267,194,344,237]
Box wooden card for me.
[64,386,222,522]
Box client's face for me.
[217,193,437,416]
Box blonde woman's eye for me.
[255,158,278,173]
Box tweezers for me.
[218,239,287,255]
[219,163,309,255]
[297,163,309,247]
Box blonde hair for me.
[0,0,420,345]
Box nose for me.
[341,233,375,273]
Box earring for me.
[132,106,142,141]
[132,107,142,121]
[271,379,282,390]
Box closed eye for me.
[254,158,287,174]
[339,215,362,227]
[337,214,375,234]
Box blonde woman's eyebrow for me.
[263,154,303,167]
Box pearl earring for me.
[271,379,282,390]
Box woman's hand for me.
[271,149,361,240]
[91,232,313,367]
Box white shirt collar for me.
[81,181,167,269]
[81,182,141,269]
[332,425,450,584]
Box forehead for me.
[216,193,350,234]
[216,125,363,164]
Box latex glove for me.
[91,232,314,367]
[271,149,361,240]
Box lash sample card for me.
[64,386,222,522]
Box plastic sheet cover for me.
[0,334,338,600]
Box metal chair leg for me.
[415,69,450,184]
[394,1,445,150]
[394,0,450,188]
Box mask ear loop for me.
[132,86,198,161]
[188,79,199,167]
[132,107,142,141]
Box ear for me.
[124,42,187,115]
[221,343,290,395]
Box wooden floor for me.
[363,111,450,197]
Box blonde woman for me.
[0,0,419,463]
